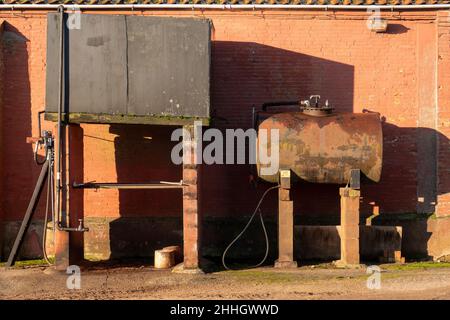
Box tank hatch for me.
[300,95,333,117]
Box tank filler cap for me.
[300,95,333,116]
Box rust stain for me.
[257,111,383,184]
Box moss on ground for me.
[217,261,450,285]
[381,261,450,271]
[0,258,54,268]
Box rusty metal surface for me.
[257,111,383,184]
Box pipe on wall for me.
[0,4,449,11]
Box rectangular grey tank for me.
[45,14,211,125]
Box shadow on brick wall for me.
[203,41,355,222]
[202,41,449,262]
[92,41,448,262]
[0,23,42,261]
[107,124,183,259]
[102,41,357,261]
[100,41,356,260]
[210,41,354,129]
[364,122,449,259]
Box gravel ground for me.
[1,262,450,300]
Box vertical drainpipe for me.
[0,21,4,260]
[55,6,64,229]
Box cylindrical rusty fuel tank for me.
[256,112,383,184]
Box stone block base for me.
[274,260,298,269]
[172,263,204,274]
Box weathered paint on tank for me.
[257,112,383,184]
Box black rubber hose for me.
[34,140,47,166]
[222,185,279,271]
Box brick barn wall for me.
[0,16,48,260]
[437,11,450,217]
[0,9,449,261]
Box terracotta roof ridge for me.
[1,0,450,5]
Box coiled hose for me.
[221,185,280,270]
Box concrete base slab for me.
[172,263,205,274]
[333,260,365,269]
[274,260,298,269]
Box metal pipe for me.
[72,181,187,189]
[37,111,45,138]
[55,5,64,230]
[0,4,450,10]
[262,101,299,111]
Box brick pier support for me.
[275,170,297,268]
[337,188,361,267]
[181,124,202,272]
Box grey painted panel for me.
[45,13,60,113]
[46,13,128,115]
[126,16,210,118]
[69,15,128,115]
[45,14,210,121]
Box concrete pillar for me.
[338,187,360,266]
[275,170,297,268]
[181,125,202,272]
[55,124,84,270]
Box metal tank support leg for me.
[275,170,297,268]
[336,169,361,268]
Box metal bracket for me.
[279,169,291,189]
[58,219,89,233]
[349,169,361,190]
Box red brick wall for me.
[437,11,450,217]
[0,9,448,224]
[1,16,42,223]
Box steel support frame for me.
[5,161,50,267]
